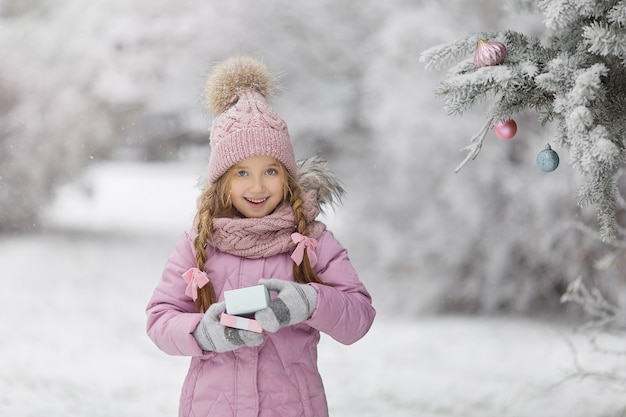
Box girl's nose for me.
[249,176,265,192]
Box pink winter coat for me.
[146,228,375,417]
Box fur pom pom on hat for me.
[204,56,297,184]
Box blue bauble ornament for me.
[536,145,559,172]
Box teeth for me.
[247,197,267,204]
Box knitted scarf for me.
[211,191,326,259]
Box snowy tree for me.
[0,2,137,230]
[420,0,626,241]
[419,0,626,386]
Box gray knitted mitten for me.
[254,278,318,333]
[192,301,264,353]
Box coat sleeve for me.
[145,231,206,357]
[304,230,376,345]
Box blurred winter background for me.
[1,0,625,416]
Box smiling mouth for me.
[245,197,269,205]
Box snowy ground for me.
[1,161,625,417]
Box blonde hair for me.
[192,159,324,312]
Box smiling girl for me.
[229,156,284,218]
[146,56,375,417]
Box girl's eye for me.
[236,170,248,177]
[266,168,278,175]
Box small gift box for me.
[220,313,263,333]
[224,284,270,316]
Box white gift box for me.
[224,284,270,315]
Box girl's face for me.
[229,155,285,218]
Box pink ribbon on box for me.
[182,267,210,301]
[291,233,318,267]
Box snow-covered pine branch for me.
[539,0,583,30]
[583,21,626,59]
[577,178,618,239]
[419,32,500,71]
[607,1,626,27]
[421,0,626,240]
[435,64,514,116]
[539,0,619,30]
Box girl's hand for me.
[192,302,264,353]
[254,278,318,332]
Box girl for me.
[146,56,375,417]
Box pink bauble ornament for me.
[493,119,517,140]
[474,39,507,67]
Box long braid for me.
[289,176,325,285]
[193,190,217,312]
[192,174,233,312]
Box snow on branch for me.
[419,31,501,71]
[583,21,626,58]
[607,1,626,27]
[569,63,608,106]
[559,277,626,391]
[436,65,514,116]
[561,277,626,330]
[454,117,494,173]
[538,0,582,30]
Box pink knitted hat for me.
[204,56,297,184]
